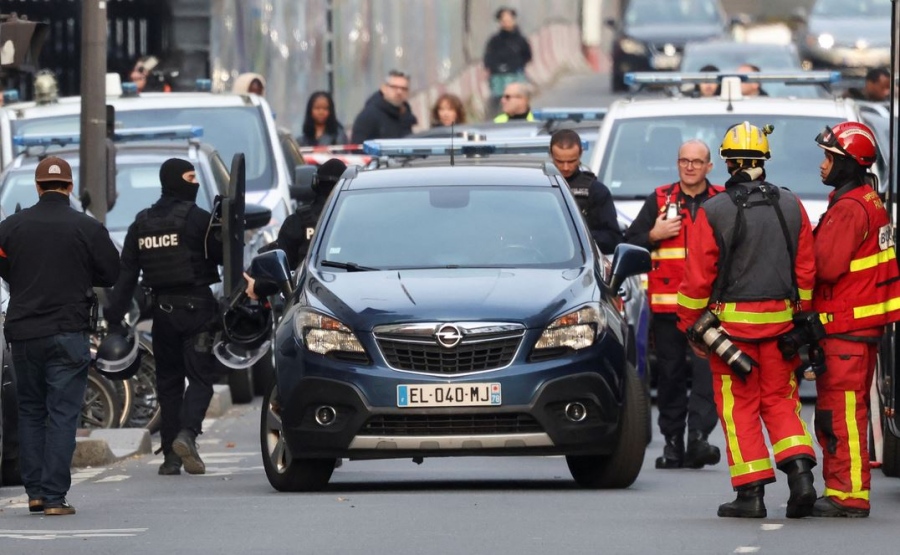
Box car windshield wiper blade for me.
[320,260,378,272]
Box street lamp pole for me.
[79,0,108,223]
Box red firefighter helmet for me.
[815,121,877,167]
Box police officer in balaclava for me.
[105,157,223,477]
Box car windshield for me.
[0,162,213,232]
[625,0,721,26]
[11,106,274,192]
[318,186,582,269]
[598,114,866,199]
[811,0,890,17]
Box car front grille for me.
[360,413,543,436]
[374,322,525,375]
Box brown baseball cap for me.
[35,156,73,184]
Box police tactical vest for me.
[814,185,900,334]
[703,181,802,302]
[648,182,723,313]
[567,171,596,216]
[133,201,219,290]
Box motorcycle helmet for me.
[214,298,273,370]
[95,330,141,380]
[815,121,877,167]
[719,121,772,161]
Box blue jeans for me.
[12,332,90,504]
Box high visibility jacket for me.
[493,111,535,123]
[648,182,723,313]
[813,184,900,334]
[676,181,816,339]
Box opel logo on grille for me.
[435,324,462,348]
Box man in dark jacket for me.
[105,158,223,477]
[0,156,120,515]
[549,129,622,254]
[483,7,532,116]
[351,70,417,143]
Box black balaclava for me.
[822,153,866,188]
[160,158,198,202]
[313,158,347,199]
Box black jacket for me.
[351,92,417,143]
[298,123,349,147]
[276,198,326,270]
[483,29,532,75]
[0,192,120,341]
[567,170,622,254]
[105,195,222,325]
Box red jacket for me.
[676,194,816,339]
[648,182,724,313]
[813,184,900,335]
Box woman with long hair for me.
[299,91,349,146]
[430,93,467,127]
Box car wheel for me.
[229,367,255,404]
[80,368,123,429]
[882,407,900,477]
[1,454,20,486]
[566,363,648,488]
[252,346,275,397]
[260,383,335,492]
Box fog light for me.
[315,405,337,426]
[564,402,587,422]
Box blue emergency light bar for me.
[624,71,841,87]
[195,78,212,92]
[2,90,20,104]
[13,125,204,148]
[362,136,587,157]
[532,108,608,122]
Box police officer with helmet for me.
[0,156,119,515]
[105,158,223,476]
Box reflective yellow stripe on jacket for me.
[717,301,794,324]
[650,248,686,261]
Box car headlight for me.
[619,37,647,56]
[534,306,606,351]
[817,33,835,49]
[293,309,365,356]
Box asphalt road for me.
[2,69,899,554]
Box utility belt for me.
[154,293,218,313]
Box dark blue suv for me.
[259,161,651,491]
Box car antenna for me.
[449,120,456,166]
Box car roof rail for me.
[13,125,204,148]
[624,70,841,91]
[361,136,587,158]
[532,108,608,123]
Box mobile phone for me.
[666,203,679,220]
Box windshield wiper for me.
[320,260,378,272]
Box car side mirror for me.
[244,203,272,230]
[249,249,293,297]
[608,243,651,293]
[290,164,317,202]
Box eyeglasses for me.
[677,158,708,169]
[502,94,523,100]
[386,83,409,92]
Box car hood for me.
[625,24,724,45]
[305,267,596,330]
[808,17,890,47]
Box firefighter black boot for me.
[782,458,816,518]
[684,430,721,469]
[717,484,766,518]
[655,433,685,469]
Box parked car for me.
[257,137,652,491]
[606,0,732,92]
[794,0,891,76]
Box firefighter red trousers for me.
[815,337,877,511]
[710,339,816,489]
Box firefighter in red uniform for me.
[677,122,818,518]
[811,121,900,518]
[625,139,723,469]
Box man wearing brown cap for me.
[0,156,120,515]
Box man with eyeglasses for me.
[624,139,723,471]
[493,81,534,123]
[351,69,418,143]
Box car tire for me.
[882,408,900,477]
[252,346,275,397]
[1,454,20,487]
[260,383,335,492]
[566,363,648,488]
[229,367,255,404]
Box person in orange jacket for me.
[624,139,723,470]
[676,122,818,519]
[810,121,900,518]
